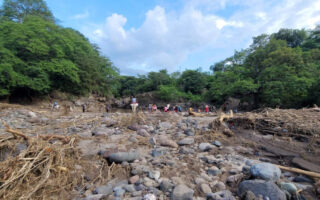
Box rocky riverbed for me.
[0,103,319,200]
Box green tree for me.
[0,3,119,99]
[156,85,182,101]
[272,28,307,48]
[178,70,207,94]
[303,25,320,50]
[0,0,54,22]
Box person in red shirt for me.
[205,105,209,113]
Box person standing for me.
[106,104,111,112]
[148,104,152,112]
[205,105,209,113]
[82,104,86,112]
[52,101,59,111]
[130,97,138,113]
[152,104,157,112]
[189,107,193,113]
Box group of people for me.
[189,105,211,113]
[163,104,182,112]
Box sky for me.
[2,0,320,75]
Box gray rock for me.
[102,118,117,127]
[160,179,174,192]
[159,122,172,129]
[143,177,158,187]
[148,170,160,180]
[123,184,136,192]
[159,136,178,148]
[250,163,281,181]
[207,190,235,200]
[108,152,139,163]
[147,187,162,196]
[207,166,221,176]
[194,177,206,185]
[293,175,314,183]
[172,184,194,200]
[131,191,143,197]
[213,181,226,191]
[200,183,212,194]
[226,174,244,185]
[93,185,113,195]
[199,143,214,151]
[151,148,167,157]
[129,136,139,143]
[144,194,157,200]
[135,184,147,191]
[178,137,194,145]
[242,165,251,174]
[212,140,221,147]
[128,125,139,131]
[280,182,297,194]
[114,187,125,197]
[92,128,114,136]
[184,129,195,136]
[131,165,150,175]
[137,129,150,137]
[238,180,286,200]
[27,111,37,118]
[179,147,195,154]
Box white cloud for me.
[71,10,89,20]
[83,0,320,75]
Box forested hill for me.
[0,0,119,100]
[0,0,320,109]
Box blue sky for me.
[1,0,320,75]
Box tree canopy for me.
[0,0,119,100]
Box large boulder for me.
[171,184,194,200]
[250,163,281,181]
[238,180,286,200]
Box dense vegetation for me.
[118,27,320,108]
[0,0,119,100]
[0,0,319,108]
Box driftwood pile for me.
[226,108,320,143]
[0,122,126,200]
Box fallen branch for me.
[39,134,71,144]
[3,122,29,141]
[276,165,320,178]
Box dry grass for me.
[0,123,129,200]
